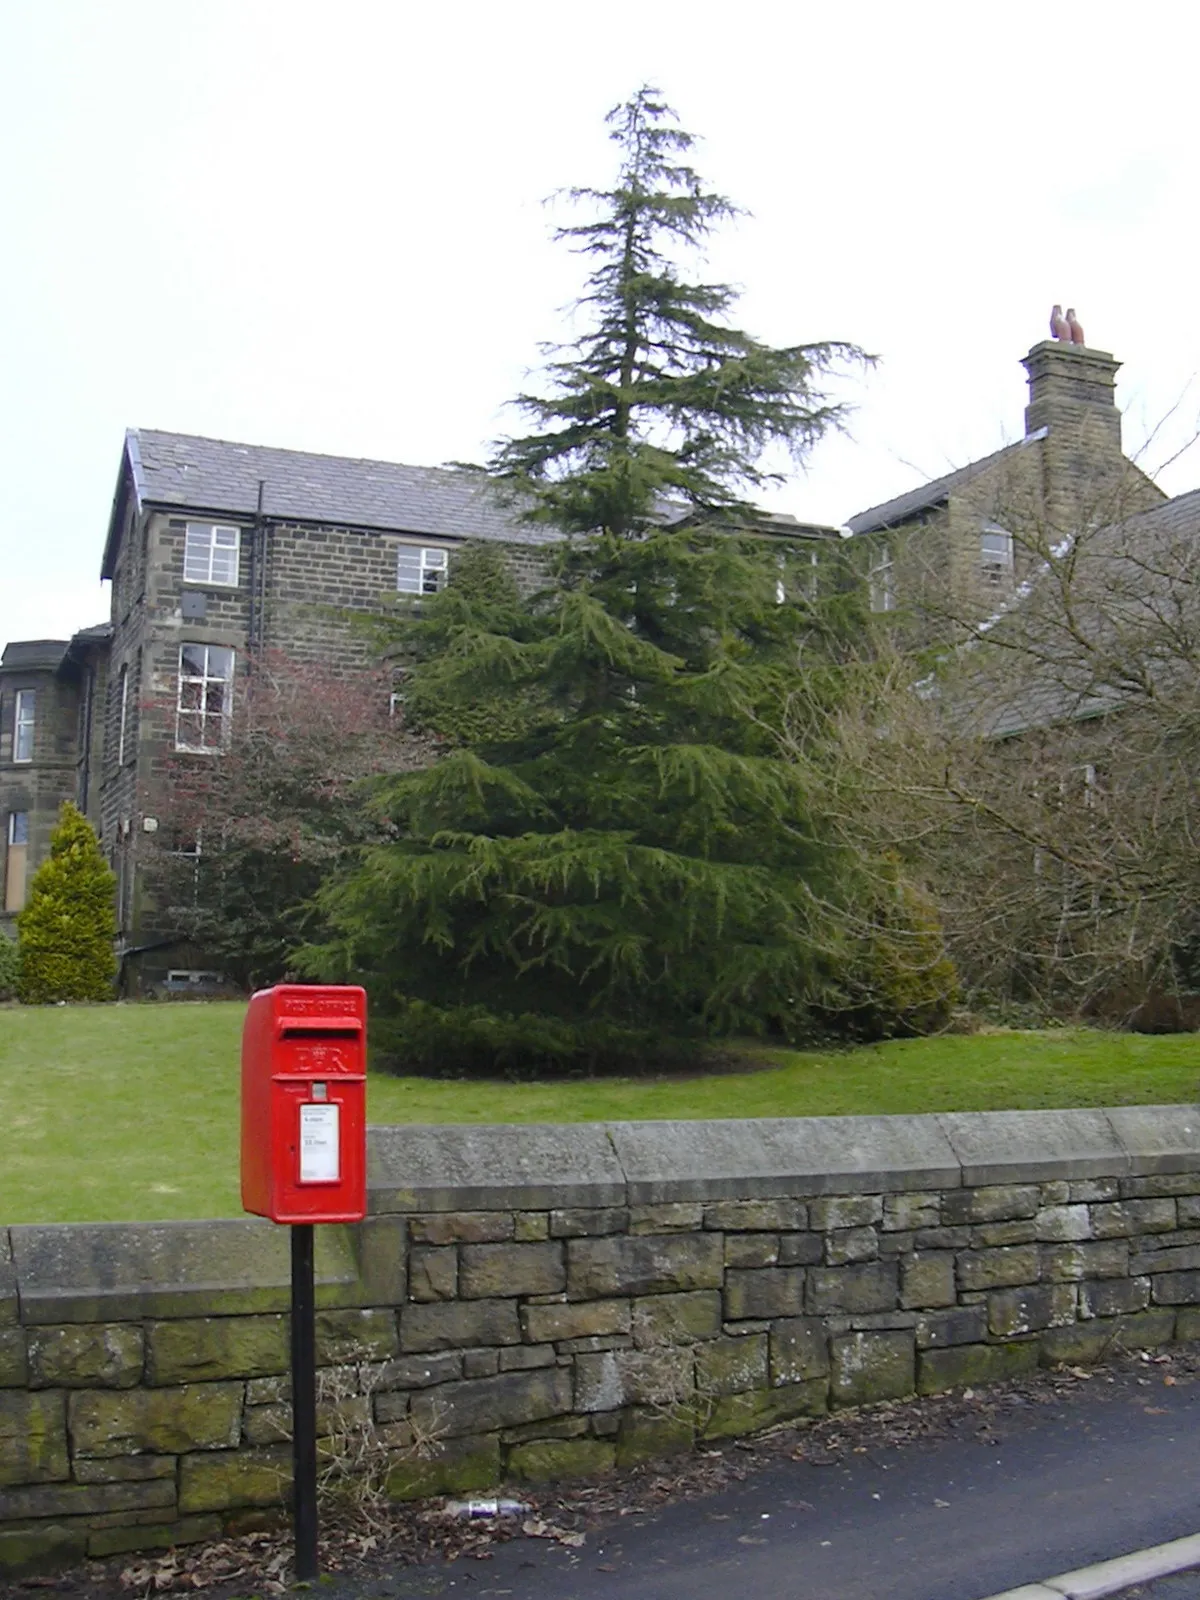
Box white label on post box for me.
[299,1103,340,1183]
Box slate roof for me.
[947,486,1200,738]
[103,428,836,579]
[0,640,70,672]
[103,428,556,579]
[846,434,1046,535]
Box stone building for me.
[847,338,1165,639]
[0,630,110,917]
[0,429,831,986]
[3,330,1192,987]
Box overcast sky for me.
[2,1,1198,649]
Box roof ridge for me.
[846,436,1035,535]
[131,426,486,482]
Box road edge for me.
[980,1529,1200,1600]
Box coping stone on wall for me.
[0,1233,16,1328]
[368,1124,626,1214]
[936,1109,1128,1185]
[11,1221,361,1324]
[1104,1106,1200,1175]
[607,1116,962,1203]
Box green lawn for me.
[2,1001,1198,1224]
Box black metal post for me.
[290,1223,319,1581]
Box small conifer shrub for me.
[0,933,19,1001]
[17,803,117,1003]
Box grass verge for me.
[2,1002,1198,1223]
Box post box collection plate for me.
[299,1102,340,1182]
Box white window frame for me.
[981,522,1015,587]
[183,523,241,587]
[777,547,819,604]
[869,546,895,613]
[175,643,235,752]
[117,664,129,766]
[13,689,34,763]
[396,544,449,597]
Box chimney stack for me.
[1022,340,1122,450]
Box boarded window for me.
[5,812,28,912]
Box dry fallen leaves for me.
[522,1518,586,1548]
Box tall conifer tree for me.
[490,85,863,535]
[300,90,883,1072]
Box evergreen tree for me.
[17,803,117,1003]
[298,90,884,1073]
[0,933,19,1001]
[489,85,866,536]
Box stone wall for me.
[5,1106,1200,1574]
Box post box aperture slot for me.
[278,1026,361,1040]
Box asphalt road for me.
[430,1363,1200,1600]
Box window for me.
[117,664,129,766]
[184,523,241,586]
[775,548,819,604]
[869,546,895,613]
[397,545,448,596]
[176,644,235,751]
[164,831,203,910]
[13,689,34,762]
[981,523,1014,587]
[4,812,28,912]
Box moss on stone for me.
[918,1340,1037,1394]
[0,1330,28,1388]
[146,1316,286,1385]
[0,1520,88,1577]
[615,1408,694,1467]
[695,1334,768,1396]
[385,1434,501,1501]
[177,1447,291,1514]
[69,1383,242,1459]
[830,1331,915,1407]
[702,1379,826,1440]
[27,1325,143,1390]
[507,1437,616,1482]
[86,1515,223,1560]
[0,1391,68,1486]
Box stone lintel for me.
[936,1110,1128,1185]
[367,1124,626,1213]
[11,1222,359,1325]
[608,1116,961,1203]
[1104,1106,1200,1176]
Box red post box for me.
[241,984,368,1224]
